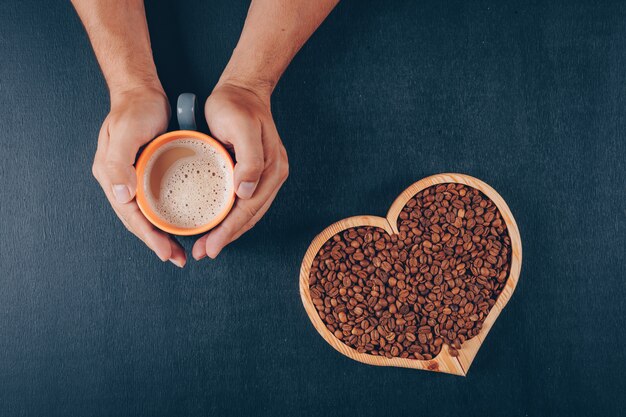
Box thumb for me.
[106,161,137,204]
[233,144,265,200]
[104,132,142,205]
[212,118,265,200]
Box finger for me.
[93,122,139,207]
[109,201,186,267]
[226,131,288,245]
[168,239,187,268]
[227,178,284,244]
[103,119,163,204]
[192,235,209,261]
[203,156,286,259]
[226,141,288,244]
[108,193,173,262]
[208,115,265,200]
[102,179,178,263]
[198,189,273,259]
[94,125,185,265]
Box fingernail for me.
[236,181,257,199]
[112,184,131,203]
[144,235,169,262]
[206,246,222,259]
[170,259,184,268]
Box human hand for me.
[92,86,187,267]
[192,82,289,260]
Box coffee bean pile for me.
[308,183,511,360]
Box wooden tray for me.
[299,173,522,376]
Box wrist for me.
[109,82,166,109]
[216,62,276,102]
[108,75,165,101]
[214,76,273,107]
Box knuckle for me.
[121,221,133,234]
[272,157,289,183]
[239,157,264,178]
[116,213,133,233]
[91,162,100,180]
[104,159,125,174]
[279,144,288,160]
[219,223,236,239]
[280,159,289,182]
[244,204,259,219]
[124,212,148,243]
[127,210,147,233]
[247,157,265,174]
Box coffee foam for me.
[144,138,233,229]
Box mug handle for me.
[176,93,197,130]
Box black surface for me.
[1,1,625,416]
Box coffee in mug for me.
[143,138,233,229]
[135,93,236,235]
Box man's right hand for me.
[92,86,187,267]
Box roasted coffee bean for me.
[309,183,511,360]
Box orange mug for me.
[135,93,236,236]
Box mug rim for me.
[135,130,236,236]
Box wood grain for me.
[299,173,522,376]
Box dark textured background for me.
[1,0,625,416]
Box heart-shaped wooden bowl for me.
[299,173,522,376]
